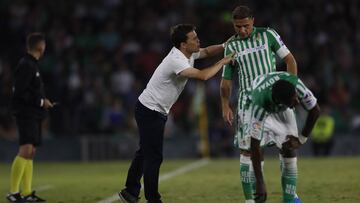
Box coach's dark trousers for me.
[125,100,167,203]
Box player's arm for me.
[179,52,235,80]
[301,103,320,139]
[251,137,267,202]
[220,42,236,125]
[283,53,297,75]
[220,79,233,125]
[198,44,224,59]
[249,110,267,202]
[297,79,320,144]
[267,28,298,75]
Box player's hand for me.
[282,135,301,150]
[43,98,54,109]
[254,183,267,203]
[222,105,234,126]
[222,52,236,65]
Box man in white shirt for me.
[119,24,235,203]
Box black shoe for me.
[23,191,45,202]
[118,189,140,203]
[6,193,25,203]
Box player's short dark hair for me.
[232,6,253,19]
[272,80,296,106]
[170,24,196,49]
[26,32,45,51]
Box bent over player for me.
[244,72,320,203]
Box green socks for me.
[280,156,298,203]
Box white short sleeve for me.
[276,46,290,59]
[192,51,201,60]
[300,90,317,110]
[172,57,192,75]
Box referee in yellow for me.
[7,33,54,202]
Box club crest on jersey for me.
[252,121,261,130]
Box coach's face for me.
[37,41,46,57]
[184,31,200,53]
[233,17,254,39]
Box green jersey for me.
[222,27,290,107]
[247,72,317,122]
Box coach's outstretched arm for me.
[180,52,235,81]
[198,43,225,59]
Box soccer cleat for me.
[23,191,46,202]
[6,193,25,203]
[294,194,301,203]
[118,189,140,203]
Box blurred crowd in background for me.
[0,0,359,156]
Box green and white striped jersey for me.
[247,72,317,122]
[222,27,290,98]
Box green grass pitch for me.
[1,157,359,203]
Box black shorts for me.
[15,117,42,146]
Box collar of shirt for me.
[25,53,38,63]
[172,47,190,61]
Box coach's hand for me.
[222,52,236,65]
[282,135,301,150]
[43,98,54,109]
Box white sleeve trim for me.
[276,46,290,59]
[192,51,201,60]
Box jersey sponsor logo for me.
[235,44,266,57]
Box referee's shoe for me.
[118,189,139,203]
[23,191,45,202]
[6,193,25,203]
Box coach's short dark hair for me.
[170,24,196,48]
[232,6,253,19]
[272,80,296,106]
[26,32,45,51]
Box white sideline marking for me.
[97,159,210,203]
[34,184,55,192]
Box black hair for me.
[26,32,45,51]
[170,24,196,48]
[232,6,253,19]
[272,80,296,106]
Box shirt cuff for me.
[298,134,308,144]
[40,99,44,107]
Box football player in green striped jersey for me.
[220,6,299,203]
[245,72,320,202]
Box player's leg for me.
[237,104,267,203]
[240,152,254,203]
[270,109,299,203]
[280,149,298,203]
[240,151,265,203]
